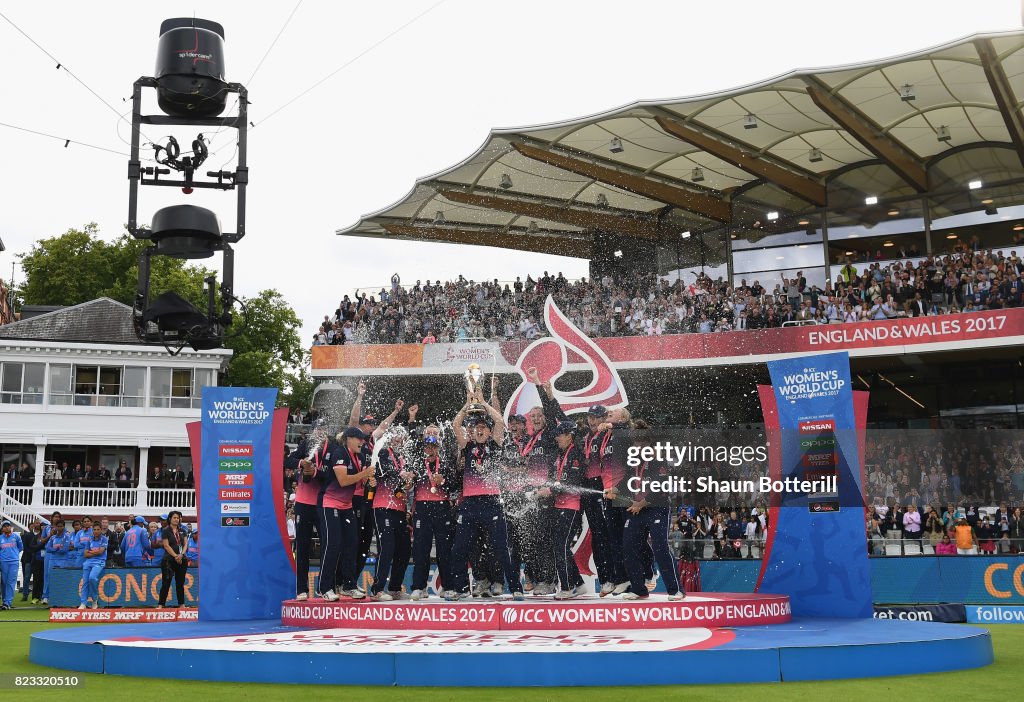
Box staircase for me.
[0,476,43,530]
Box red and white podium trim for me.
[280,593,790,631]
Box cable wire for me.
[0,120,127,156]
[255,0,448,127]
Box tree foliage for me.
[17,225,308,396]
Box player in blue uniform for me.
[123,516,151,567]
[79,522,109,610]
[0,521,24,610]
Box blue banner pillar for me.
[189,388,293,621]
[756,351,872,618]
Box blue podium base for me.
[30,615,992,685]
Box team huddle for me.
[286,373,684,602]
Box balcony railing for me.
[0,482,196,517]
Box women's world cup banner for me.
[189,387,294,621]
[756,351,872,619]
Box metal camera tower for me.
[128,17,248,352]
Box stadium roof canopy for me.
[338,30,1024,259]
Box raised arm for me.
[348,380,366,427]
[453,396,472,449]
[485,401,506,444]
[373,399,405,440]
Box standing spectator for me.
[902,504,923,550]
[954,517,976,555]
[19,520,40,602]
[158,511,189,608]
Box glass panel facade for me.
[0,362,44,405]
[48,364,72,405]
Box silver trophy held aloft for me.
[464,363,487,417]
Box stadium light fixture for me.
[808,148,823,163]
[609,138,624,154]
[946,233,958,239]
[936,126,951,142]
[766,211,779,221]
[899,84,915,101]
[968,180,982,190]
[981,199,994,205]
[888,208,900,216]
[499,173,513,189]
[613,250,623,258]
[864,196,878,205]
[798,219,810,225]
[883,240,894,247]
[845,250,854,256]
[680,231,691,239]
[595,193,609,207]
[527,220,539,233]
[691,167,705,182]
[1014,224,1024,231]
[743,114,758,129]
[433,210,446,224]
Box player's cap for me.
[161,513,169,520]
[134,516,146,525]
[587,405,608,417]
[554,421,577,436]
[466,415,494,428]
[1,520,11,528]
[342,426,369,440]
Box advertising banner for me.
[48,566,198,608]
[757,351,872,618]
[872,604,966,623]
[195,388,293,621]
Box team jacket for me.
[549,443,587,511]
[373,446,408,511]
[123,525,151,562]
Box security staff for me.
[537,421,587,599]
[371,429,412,600]
[317,426,374,601]
[157,511,189,608]
[582,405,616,596]
[620,421,684,601]
[123,516,151,567]
[446,397,524,600]
[409,433,457,600]
[0,521,23,610]
[78,522,108,610]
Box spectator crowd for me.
[312,248,1024,346]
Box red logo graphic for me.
[219,488,254,500]
[798,419,835,434]
[219,473,254,486]
[506,296,628,420]
[801,452,838,467]
[220,444,253,457]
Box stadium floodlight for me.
[691,167,705,182]
[613,250,623,258]
[743,114,758,129]
[968,180,982,190]
[899,84,915,101]
[766,211,779,221]
[127,17,247,352]
[527,220,539,233]
[808,148,823,163]
[865,196,878,205]
[499,173,513,189]
[936,126,951,142]
[680,231,691,239]
[609,138,624,153]
[595,193,609,207]
[433,210,446,224]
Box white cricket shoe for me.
[620,591,648,600]
[667,592,686,601]
[296,592,309,601]
[77,604,86,610]
[347,589,366,600]
[471,579,491,597]
[612,581,630,595]
[373,591,394,601]
[410,589,424,601]
[489,583,504,597]
[512,592,526,601]
[554,586,583,600]
[599,582,615,596]
[322,590,340,602]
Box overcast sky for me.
[1,1,1020,343]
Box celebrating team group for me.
[286,370,684,602]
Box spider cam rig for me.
[127,18,248,352]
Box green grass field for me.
[1,604,1020,701]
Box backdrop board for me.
[189,388,293,621]
[757,351,872,618]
